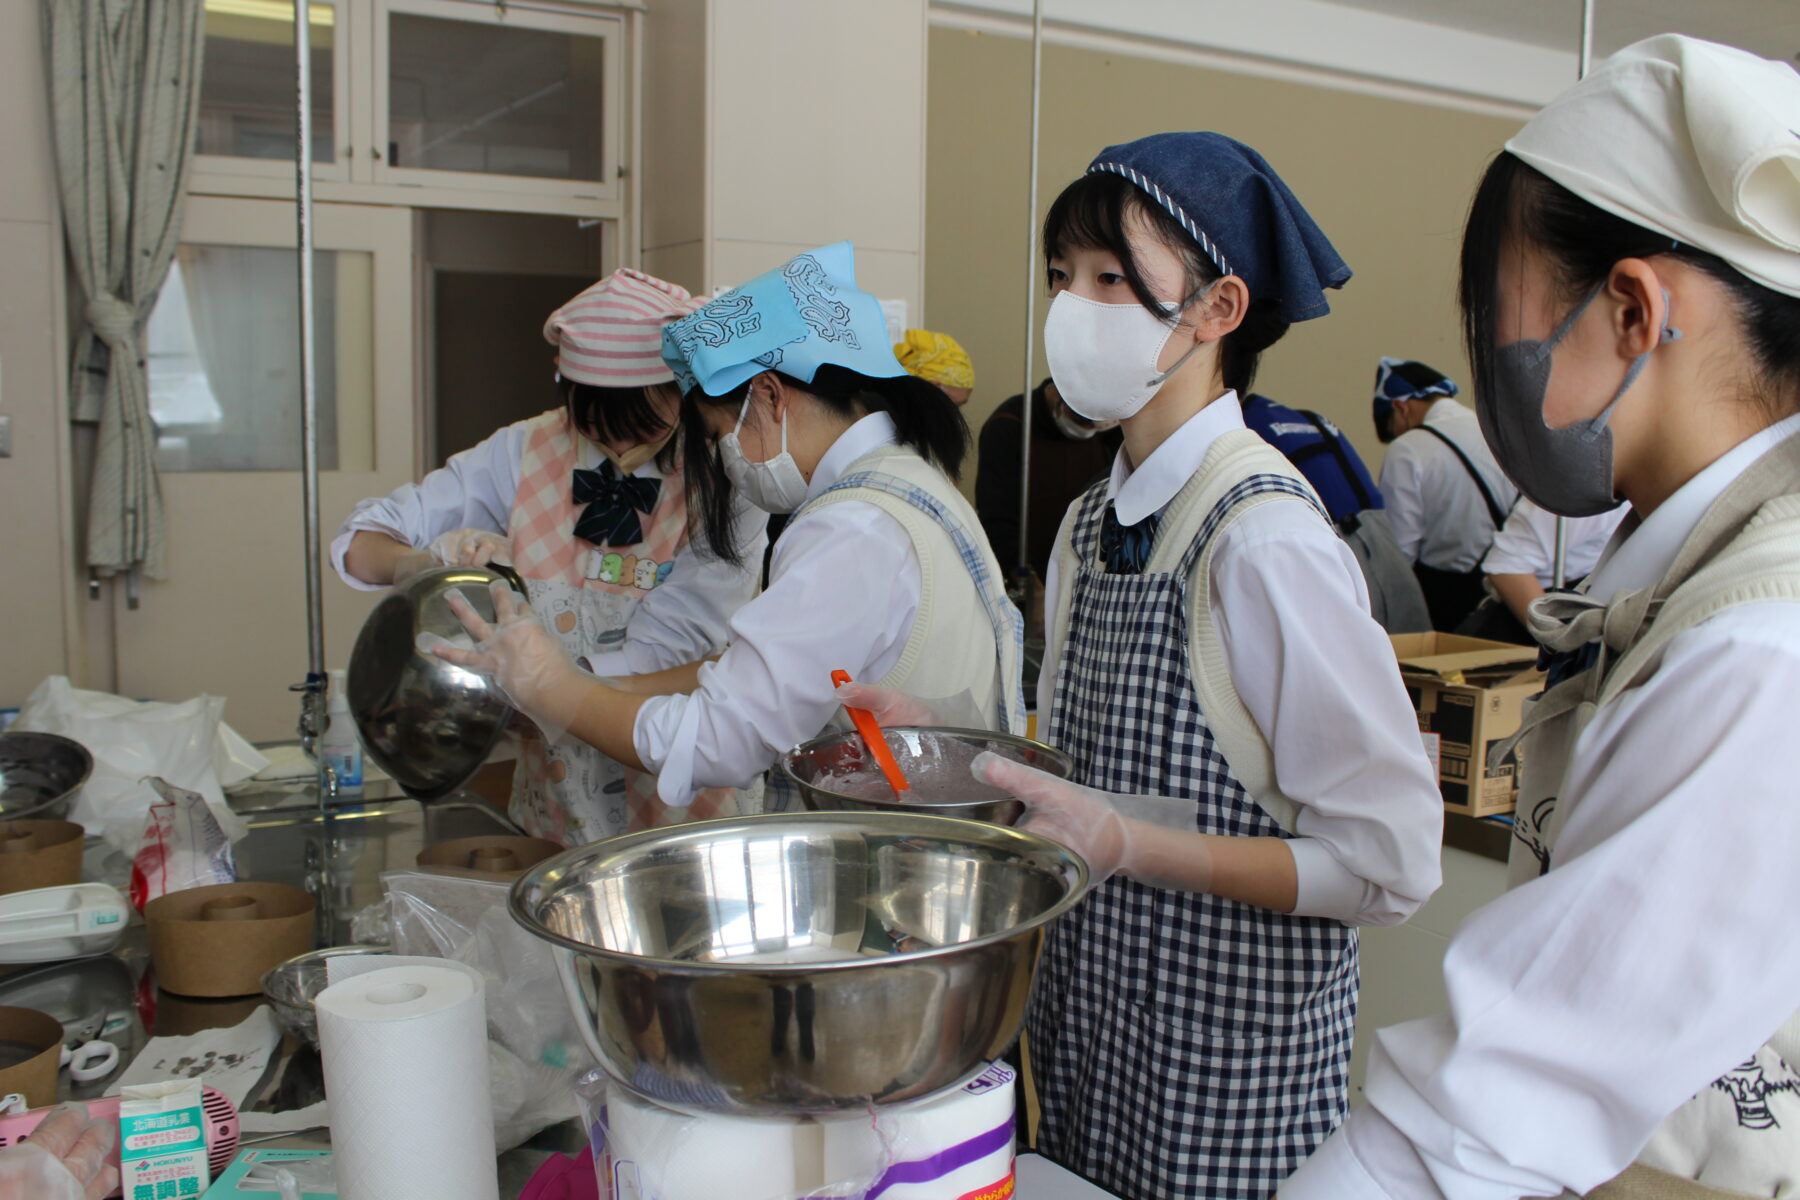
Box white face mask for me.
[719,391,810,514]
[1042,285,1215,422]
[1049,401,1117,441]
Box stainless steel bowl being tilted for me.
[781,726,1073,826]
[346,565,523,801]
[0,732,93,822]
[511,811,1088,1116]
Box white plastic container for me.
[323,669,364,790]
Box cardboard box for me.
[1390,633,1544,818]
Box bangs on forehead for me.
[1042,172,1136,262]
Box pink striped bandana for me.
[543,268,703,387]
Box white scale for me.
[0,884,131,964]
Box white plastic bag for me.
[12,676,264,851]
[129,778,238,910]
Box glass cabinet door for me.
[376,0,622,202]
[193,0,351,179]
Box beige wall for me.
[925,27,1525,488]
[0,0,80,707]
[643,0,928,309]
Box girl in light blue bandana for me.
[433,242,1026,816]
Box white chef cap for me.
[1507,34,1800,297]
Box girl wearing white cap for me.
[431,243,1025,816]
[1281,35,1800,1199]
[333,268,766,843]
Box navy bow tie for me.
[1099,504,1159,574]
[572,462,661,548]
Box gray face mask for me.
[1477,284,1680,517]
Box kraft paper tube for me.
[317,962,498,1200]
[200,895,262,921]
[820,1062,1017,1198]
[603,1082,803,1199]
[0,830,39,853]
[467,848,518,872]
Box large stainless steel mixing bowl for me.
[781,726,1073,826]
[346,565,523,800]
[0,732,93,821]
[511,811,1087,1115]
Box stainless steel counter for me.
[1,781,582,1196]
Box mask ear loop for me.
[1146,277,1224,390]
[1573,286,1683,443]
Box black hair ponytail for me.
[679,365,971,566]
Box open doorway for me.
[421,209,607,466]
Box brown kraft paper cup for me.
[0,820,85,895]
[145,882,315,998]
[0,1006,63,1109]
[416,835,561,881]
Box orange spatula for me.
[831,669,911,798]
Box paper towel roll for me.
[821,1062,1017,1200]
[603,1081,804,1200]
[317,962,499,1200]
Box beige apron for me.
[504,409,748,845]
[1502,432,1800,1200]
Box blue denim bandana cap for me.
[1086,132,1350,323]
[660,241,909,396]
[1372,355,1459,430]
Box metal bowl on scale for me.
[0,732,94,822]
[511,810,1088,1116]
[345,564,525,801]
[781,726,1073,826]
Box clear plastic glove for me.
[973,751,1212,893]
[430,528,511,570]
[423,584,591,744]
[833,682,988,730]
[0,1104,120,1200]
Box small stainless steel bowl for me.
[0,732,93,822]
[781,726,1073,826]
[260,945,390,1046]
[346,565,523,801]
[511,811,1087,1116]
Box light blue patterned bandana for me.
[660,241,909,396]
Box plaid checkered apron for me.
[1031,474,1359,1199]
[507,409,747,843]
[761,462,1028,811]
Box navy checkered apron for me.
[1030,474,1359,1199]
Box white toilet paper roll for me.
[821,1063,1017,1200]
[317,962,499,1200]
[602,1082,803,1200]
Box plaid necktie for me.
[571,461,661,548]
[1099,503,1159,574]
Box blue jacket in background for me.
[1241,393,1383,524]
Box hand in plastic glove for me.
[834,682,989,731]
[975,751,1141,882]
[426,583,592,743]
[0,1104,119,1200]
[430,528,511,570]
[975,753,1300,910]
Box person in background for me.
[1241,392,1381,522]
[334,268,766,843]
[1460,496,1628,643]
[975,376,1123,585]
[1282,34,1800,1198]
[431,243,1025,814]
[1242,392,1429,632]
[893,328,975,405]
[1374,356,1519,629]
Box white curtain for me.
[43,0,204,584]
